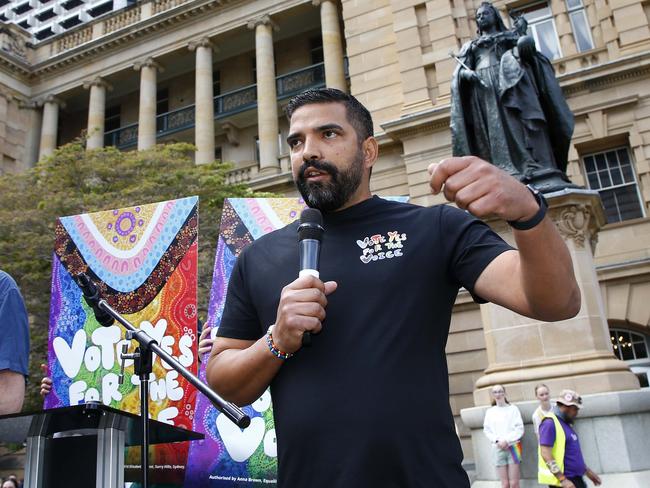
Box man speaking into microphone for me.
[206,88,580,487]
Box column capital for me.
[39,94,66,109]
[82,76,113,91]
[18,99,40,110]
[247,15,279,32]
[1,93,25,106]
[0,88,26,105]
[312,0,337,6]
[188,37,218,52]
[133,57,165,73]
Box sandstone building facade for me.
[1,0,650,473]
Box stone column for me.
[83,77,112,150]
[39,95,65,160]
[134,58,163,150]
[189,38,216,164]
[472,190,639,406]
[0,91,10,167]
[19,100,42,167]
[313,0,347,92]
[248,15,280,173]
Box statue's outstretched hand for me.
[428,156,539,223]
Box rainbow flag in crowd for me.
[509,441,523,464]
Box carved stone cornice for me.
[247,15,279,32]
[82,76,113,91]
[381,104,451,141]
[188,37,216,52]
[559,51,650,96]
[133,57,164,73]
[571,94,639,117]
[0,51,31,78]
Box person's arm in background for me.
[39,363,52,398]
[0,272,30,415]
[584,467,602,486]
[540,445,575,488]
[483,409,498,443]
[197,324,213,362]
[0,371,25,414]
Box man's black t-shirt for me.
[217,196,513,488]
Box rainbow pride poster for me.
[45,196,199,485]
[185,196,407,487]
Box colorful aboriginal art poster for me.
[185,196,407,487]
[46,196,199,486]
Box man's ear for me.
[362,136,379,170]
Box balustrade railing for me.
[215,84,257,117]
[276,62,325,99]
[157,104,196,134]
[104,123,138,148]
[105,62,333,149]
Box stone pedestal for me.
[473,189,639,407]
[461,390,650,487]
[461,189,646,486]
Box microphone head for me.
[298,208,324,241]
[76,273,115,327]
[77,273,99,300]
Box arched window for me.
[610,328,650,387]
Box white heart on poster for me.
[252,390,271,413]
[216,414,265,462]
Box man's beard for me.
[295,149,364,212]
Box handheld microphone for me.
[76,273,115,327]
[298,208,324,347]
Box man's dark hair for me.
[285,88,374,143]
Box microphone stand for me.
[84,292,250,488]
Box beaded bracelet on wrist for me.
[266,329,293,360]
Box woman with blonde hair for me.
[483,384,524,488]
[532,383,552,437]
